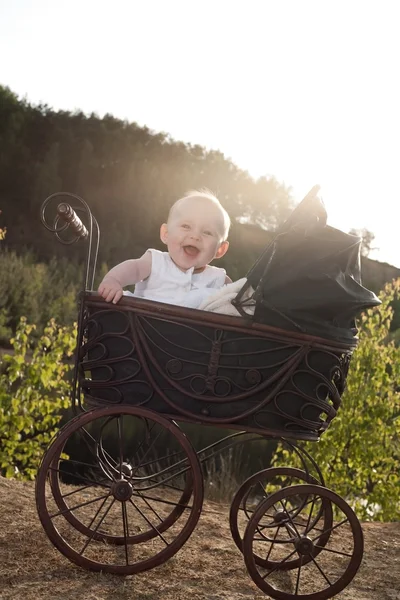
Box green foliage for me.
[273,279,400,521]
[0,317,76,479]
[390,296,400,332]
[0,250,81,344]
[390,327,400,346]
[0,307,12,342]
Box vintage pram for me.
[36,188,380,599]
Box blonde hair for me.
[168,189,231,240]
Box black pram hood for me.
[233,186,381,343]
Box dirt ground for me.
[0,476,399,600]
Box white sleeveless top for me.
[133,249,227,308]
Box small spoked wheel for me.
[36,405,203,574]
[230,467,329,569]
[243,484,363,599]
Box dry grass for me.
[1,476,400,600]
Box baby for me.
[98,190,231,308]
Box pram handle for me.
[57,203,89,239]
[40,191,100,291]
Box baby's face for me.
[160,199,228,272]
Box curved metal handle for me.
[57,203,88,239]
[40,191,100,291]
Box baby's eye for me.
[203,230,213,236]
[181,224,190,230]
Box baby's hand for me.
[98,276,124,304]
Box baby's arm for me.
[98,251,152,304]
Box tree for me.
[273,279,400,521]
[349,227,377,257]
[0,84,293,266]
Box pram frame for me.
[35,192,364,600]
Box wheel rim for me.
[229,467,330,569]
[36,406,204,574]
[243,484,364,599]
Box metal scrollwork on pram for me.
[79,298,354,442]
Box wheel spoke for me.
[294,554,303,595]
[128,498,170,546]
[308,553,332,586]
[311,517,349,543]
[265,525,280,562]
[58,458,109,471]
[291,520,325,532]
[131,491,193,511]
[87,493,111,529]
[257,480,268,498]
[304,493,317,533]
[79,426,116,478]
[129,419,157,468]
[49,491,112,518]
[285,496,316,517]
[279,499,301,537]
[240,506,276,520]
[262,546,299,579]
[50,465,111,490]
[314,544,353,558]
[57,482,105,498]
[122,501,130,565]
[134,488,164,523]
[80,497,116,555]
[130,428,165,479]
[133,464,191,492]
[130,447,187,471]
[145,477,188,494]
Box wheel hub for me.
[120,462,133,477]
[294,535,315,555]
[273,510,289,524]
[111,478,133,501]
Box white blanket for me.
[198,277,255,316]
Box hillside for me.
[0,476,399,600]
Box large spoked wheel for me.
[230,467,330,570]
[36,405,204,574]
[48,433,194,545]
[243,484,364,599]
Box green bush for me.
[0,307,12,342]
[0,250,81,343]
[273,279,400,521]
[389,327,400,346]
[0,317,76,479]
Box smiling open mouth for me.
[183,245,200,256]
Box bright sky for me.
[1,0,399,267]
